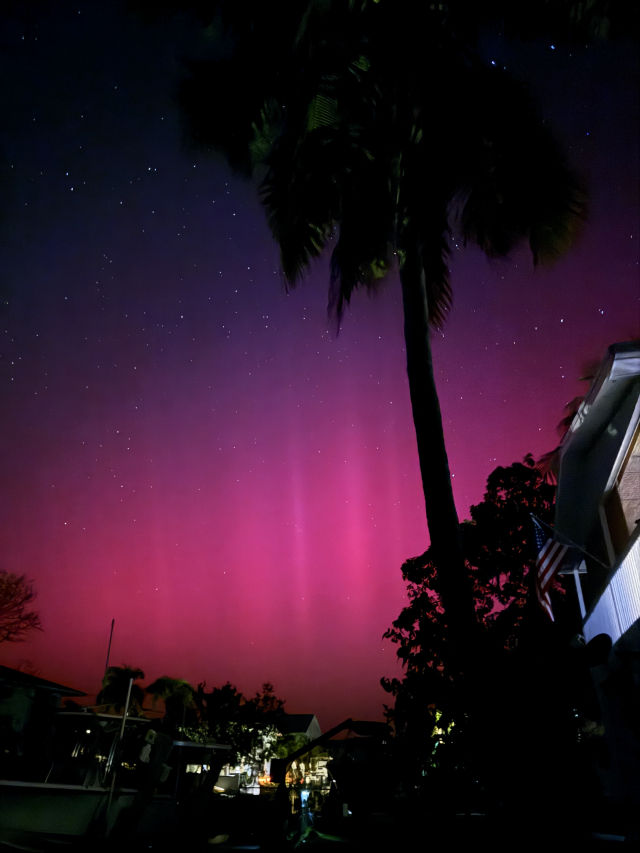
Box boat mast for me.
[104,618,115,675]
[107,676,134,812]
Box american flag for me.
[532,518,568,621]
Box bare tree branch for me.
[0,571,42,643]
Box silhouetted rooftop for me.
[0,664,86,697]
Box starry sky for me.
[0,3,638,729]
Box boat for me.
[0,709,231,850]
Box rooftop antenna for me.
[104,618,115,675]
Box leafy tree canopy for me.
[381,457,595,810]
[192,681,286,764]
[94,669,287,766]
[384,455,557,676]
[381,456,572,750]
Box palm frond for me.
[535,447,560,484]
[260,129,338,284]
[328,143,396,320]
[422,239,453,331]
[458,66,587,263]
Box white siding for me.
[584,535,640,645]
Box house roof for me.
[329,720,390,740]
[0,664,86,697]
[277,713,319,736]
[561,341,640,456]
[555,340,640,548]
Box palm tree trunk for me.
[399,240,476,661]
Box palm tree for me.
[145,676,199,731]
[96,665,145,715]
[179,0,586,668]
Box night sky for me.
[0,3,638,728]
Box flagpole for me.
[531,515,592,623]
[573,562,587,619]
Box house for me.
[215,712,324,797]
[554,340,640,811]
[276,713,322,743]
[0,665,86,774]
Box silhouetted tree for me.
[384,460,555,674]
[247,682,286,717]
[174,1,586,677]
[96,665,145,715]
[383,456,603,835]
[196,681,285,765]
[145,675,200,732]
[381,456,576,794]
[0,571,42,644]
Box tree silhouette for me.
[247,682,286,717]
[382,457,603,833]
[96,665,146,715]
[382,456,567,784]
[146,675,199,731]
[196,681,285,765]
[0,571,42,644]
[176,1,586,672]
